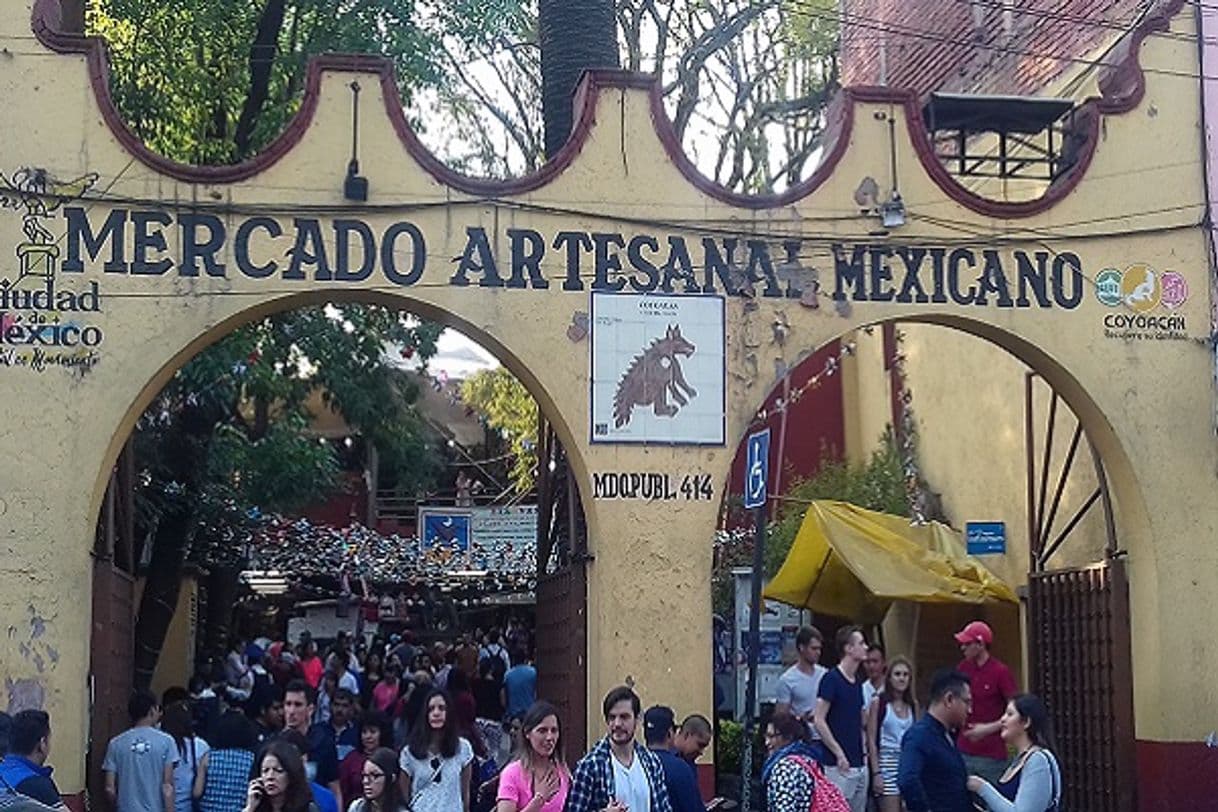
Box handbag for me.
[1043,750,1061,812]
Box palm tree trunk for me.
[537,0,620,159]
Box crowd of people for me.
[0,618,1062,812]
[764,620,1062,812]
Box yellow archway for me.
[2,4,1213,809]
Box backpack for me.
[788,755,852,812]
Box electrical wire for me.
[782,0,1218,83]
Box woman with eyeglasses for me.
[339,712,395,806]
[763,711,832,812]
[398,688,474,812]
[349,748,407,812]
[494,701,570,812]
[243,740,319,812]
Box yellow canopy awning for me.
[762,501,1018,624]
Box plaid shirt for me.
[564,737,673,812]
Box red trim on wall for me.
[696,763,714,802]
[30,0,1185,216]
[1136,739,1218,811]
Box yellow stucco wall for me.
[2,2,1216,796]
[147,573,198,699]
[846,324,1109,586]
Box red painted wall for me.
[1137,740,1218,811]
[726,341,847,521]
[300,472,367,527]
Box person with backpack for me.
[966,694,1062,812]
[0,710,63,807]
[864,657,917,812]
[480,631,511,677]
[763,711,848,812]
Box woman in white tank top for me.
[865,656,918,812]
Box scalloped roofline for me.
[31,0,1185,217]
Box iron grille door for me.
[535,562,587,756]
[1028,559,1135,812]
[89,561,135,807]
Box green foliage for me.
[763,429,910,578]
[135,304,443,568]
[718,719,743,774]
[209,413,339,512]
[87,2,456,569]
[710,429,909,618]
[460,367,538,493]
[87,0,446,163]
[716,719,767,776]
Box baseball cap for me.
[643,706,677,743]
[954,620,993,646]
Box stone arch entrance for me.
[731,314,1143,810]
[4,3,1216,809]
[83,289,594,800]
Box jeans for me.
[825,765,870,812]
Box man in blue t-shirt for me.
[814,625,870,812]
[500,650,537,718]
[643,706,704,812]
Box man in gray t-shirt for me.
[774,626,827,739]
[103,690,177,812]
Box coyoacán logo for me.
[612,324,697,427]
[1095,263,1189,340]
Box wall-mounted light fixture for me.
[344,81,369,201]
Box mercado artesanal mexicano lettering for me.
[59,207,1087,309]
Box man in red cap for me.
[954,620,1017,787]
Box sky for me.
[429,329,500,378]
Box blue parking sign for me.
[744,429,770,509]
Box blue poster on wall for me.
[966,521,1006,555]
[420,510,472,553]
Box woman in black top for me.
[244,740,317,812]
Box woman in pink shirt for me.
[495,701,570,812]
[372,662,404,714]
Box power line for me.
[785,0,1218,83]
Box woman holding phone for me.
[244,740,319,812]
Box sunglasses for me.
[429,757,443,784]
[361,772,385,782]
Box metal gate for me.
[89,442,137,807]
[1028,562,1135,812]
[535,563,587,755]
[1025,373,1135,812]
[534,420,588,754]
